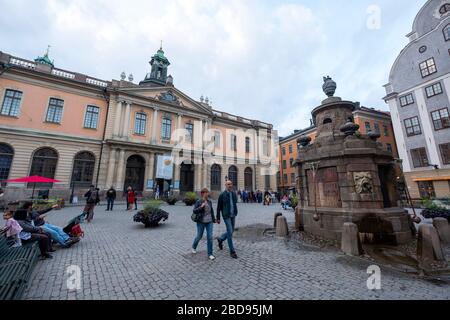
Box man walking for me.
[106,186,116,211]
[216,180,238,259]
[84,185,99,223]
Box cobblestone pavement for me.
[22,203,450,300]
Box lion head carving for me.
[353,172,373,194]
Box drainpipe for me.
[95,87,110,188]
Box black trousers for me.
[107,198,115,210]
[23,233,51,255]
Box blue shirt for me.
[228,191,236,218]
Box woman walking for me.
[192,188,216,260]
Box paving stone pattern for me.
[22,203,450,300]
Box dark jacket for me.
[14,209,41,233]
[193,199,215,223]
[106,188,116,200]
[31,208,54,227]
[216,190,238,220]
[85,189,100,204]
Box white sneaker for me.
[209,255,216,260]
[191,249,197,254]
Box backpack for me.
[71,224,84,238]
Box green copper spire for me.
[35,45,54,68]
[140,43,171,86]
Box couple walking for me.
[192,180,238,260]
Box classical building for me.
[384,0,450,199]
[0,47,277,201]
[278,105,399,194]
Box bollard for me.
[417,224,446,268]
[341,223,362,256]
[274,212,283,229]
[275,216,289,238]
[433,218,450,244]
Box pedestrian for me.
[155,185,160,200]
[106,186,116,211]
[216,180,238,259]
[127,186,136,211]
[191,188,216,260]
[84,185,100,223]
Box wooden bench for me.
[0,230,39,300]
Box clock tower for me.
[140,45,171,87]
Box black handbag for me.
[191,202,204,223]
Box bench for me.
[0,230,39,300]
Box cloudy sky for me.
[0,0,425,136]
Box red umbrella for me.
[3,175,62,199]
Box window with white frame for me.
[404,117,421,136]
[185,123,193,142]
[399,93,414,107]
[425,83,443,98]
[214,131,221,148]
[84,105,99,129]
[245,137,251,153]
[46,98,64,123]
[134,112,147,135]
[1,89,23,117]
[230,134,237,151]
[419,58,437,78]
[444,23,450,41]
[161,117,172,140]
[431,108,450,131]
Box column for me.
[195,164,202,191]
[202,162,208,190]
[122,102,132,138]
[151,107,159,144]
[113,101,123,137]
[115,149,126,191]
[105,148,117,188]
[173,163,180,191]
[145,153,155,191]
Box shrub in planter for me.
[421,199,450,223]
[133,200,169,228]
[165,196,178,205]
[183,192,198,206]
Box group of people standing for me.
[191,180,239,261]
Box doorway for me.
[180,162,194,192]
[124,155,146,192]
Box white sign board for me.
[156,156,174,180]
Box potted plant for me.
[421,199,450,223]
[133,200,169,228]
[165,196,178,206]
[183,192,198,206]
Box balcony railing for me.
[9,57,36,69]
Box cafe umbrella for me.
[2,175,62,199]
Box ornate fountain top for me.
[322,76,336,97]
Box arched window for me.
[29,148,58,188]
[71,152,95,187]
[244,167,253,191]
[228,166,238,189]
[211,164,222,191]
[444,23,450,41]
[323,118,332,125]
[439,3,450,15]
[0,143,14,185]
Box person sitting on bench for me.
[21,201,80,248]
[14,208,54,259]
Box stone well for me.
[295,77,415,245]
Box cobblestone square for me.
[22,203,450,300]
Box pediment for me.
[117,86,212,115]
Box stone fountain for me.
[295,77,415,245]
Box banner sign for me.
[156,156,174,180]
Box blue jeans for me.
[192,222,214,256]
[107,198,114,210]
[219,217,235,253]
[42,223,70,246]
